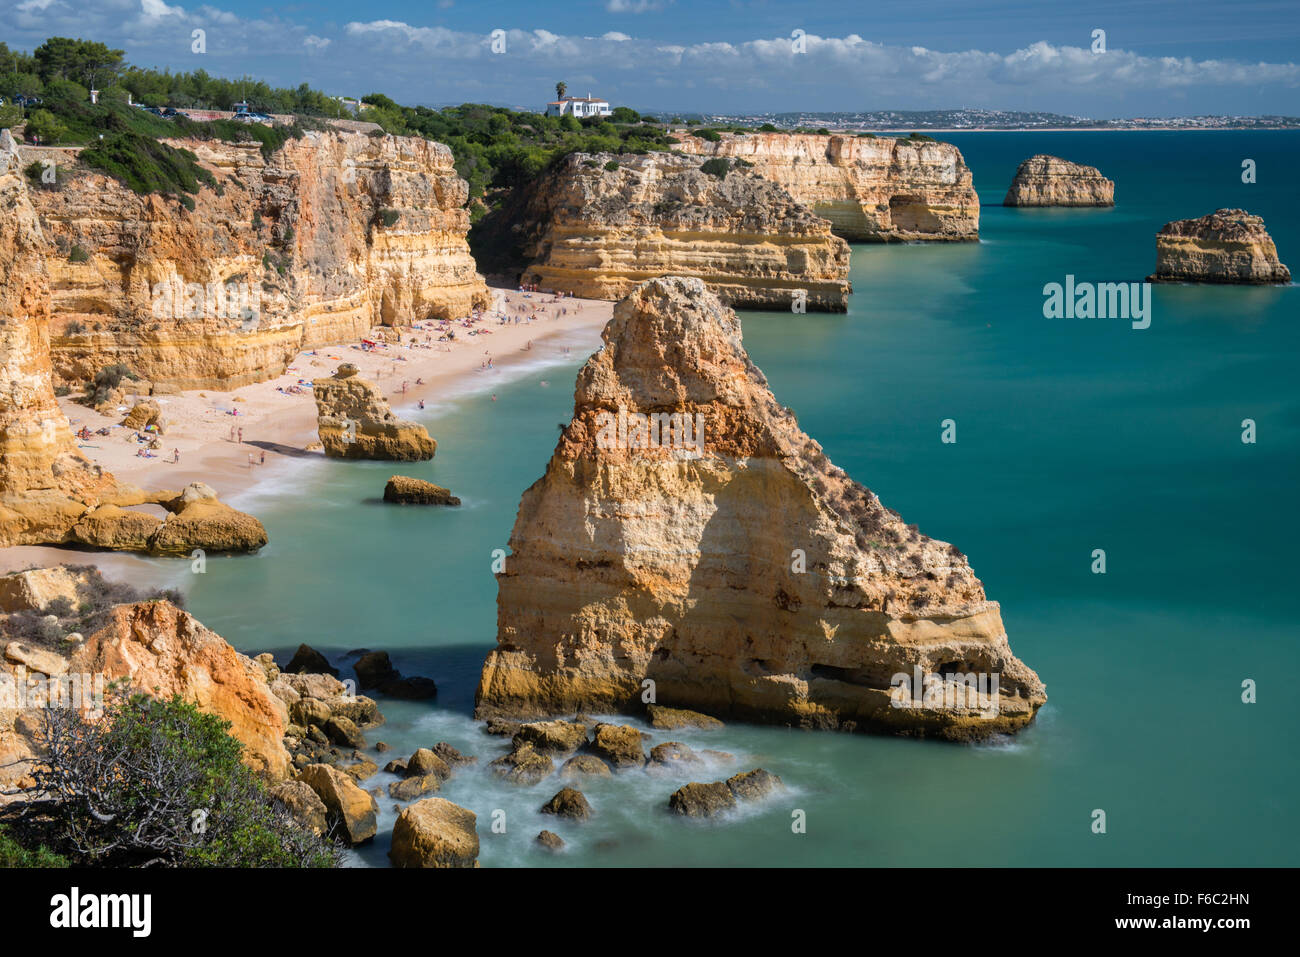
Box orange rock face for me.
[674,132,979,241]
[69,601,291,779]
[32,131,489,390]
[476,277,1045,740]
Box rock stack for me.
[1003,155,1114,206]
[1148,208,1291,283]
[313,363,436,460]
[475,277,1045,741]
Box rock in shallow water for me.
[474,276,1046,741]
[1148,208,1291,284]
[383,475,461,505]
[389,798,479,868]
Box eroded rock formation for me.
[313,363,435,459]
[674,132,979,241]
[476,277,1045,740]
[516,151,851,311]
[0,574,293,801]
[1148,208,1291,283]
[28,130,488,390]
[1003,155,1114,206]
[0,131,265,551]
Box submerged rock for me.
[475,277,1046,740]
[668,781,737,818]
[388,774,440,801]
[314,365,436,460]
[432,742,476,766]
[646,704,724,731]
[588,723,647,769]
[488,742,554,785]
[726,768,783,801]
[540,786,593,821]
[389,798,479,868]
[1003,155,1114,207]
[649,742,701,766]
[536,829,565,851]
[559,754,613,779]
[383,475,460,505]
[1148,208,1291,283]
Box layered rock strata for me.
[27,130,488,390]
[517,151,851,311]
[313,363,435,460]
[674,132,979,241]
[1148,208,1291,283]
[1,131,264,551]
[1003,155,1114,206]
[476,277,1045,740]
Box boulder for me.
[284,644,338,677]
[668,781,737,817]
[383,475,461,506]
[270,780,329,836]
[649,742,701,766]
[588,723,646,769]
[389,798,479,868]
[726,768,783,801]
[540,787,593,821]
[536,829,565,851]
[297,763,378,844]
[488,742,554,785]
[513,719,588,755]
[389,774,440,801]
[323,715,364,748]
[560,754,613,779]
[314,367,436,460]
[432,742,476,766]
[646,705,724,731]
[406,747,452,781]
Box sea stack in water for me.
[1148,209,1291,283]
[673,132,980,241]
[515,151,851,311]
[1003,155,1114,207]
[475,277,1046,740]
[313,363,436,460]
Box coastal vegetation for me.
[1,690,342,867]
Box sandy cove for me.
[0,289,611,576]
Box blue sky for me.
[3,0,1298,116]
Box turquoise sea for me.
[170,131,1297,866]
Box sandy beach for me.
[0,288,611,575]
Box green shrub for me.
[692,128,722,142]
[30,690,342,867]
[857,132,877,138]
[376,208,399,228]
[85,362,136,405]
[758,123,779,132]
[0,825,68,868]
[68,244,89,263]
[815,127,831,135]
[603,159,619,171]
[700,157,730,178]
[79,131,215,198]
[908,132,935,142]
[24,107,67,143]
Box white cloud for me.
[16,0,59,12]
[606,0,665,12]
[304,35,331,53]
[140,0,184,18]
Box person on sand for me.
[237,427,243,444]
[260,450,266,466]
[418,399,425,410]
[172,448,180,464]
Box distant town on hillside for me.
[687,109,1300,131]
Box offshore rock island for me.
[475,277,1046,740]
[1003,154,1115,207]
[673,131,980,242]
[1148,208,1291,283]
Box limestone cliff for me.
[1,571,292,802]
[0,130,265,551]
[674,132,979,242]
[1003,155,1114,206]
[1148,208,1291,283]
[516,151,851,311]
[30,130,489,390]
[475,277,1045,740]
[313,362,435,460]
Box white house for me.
[545,95,612,119]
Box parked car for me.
[14,94,43,107]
